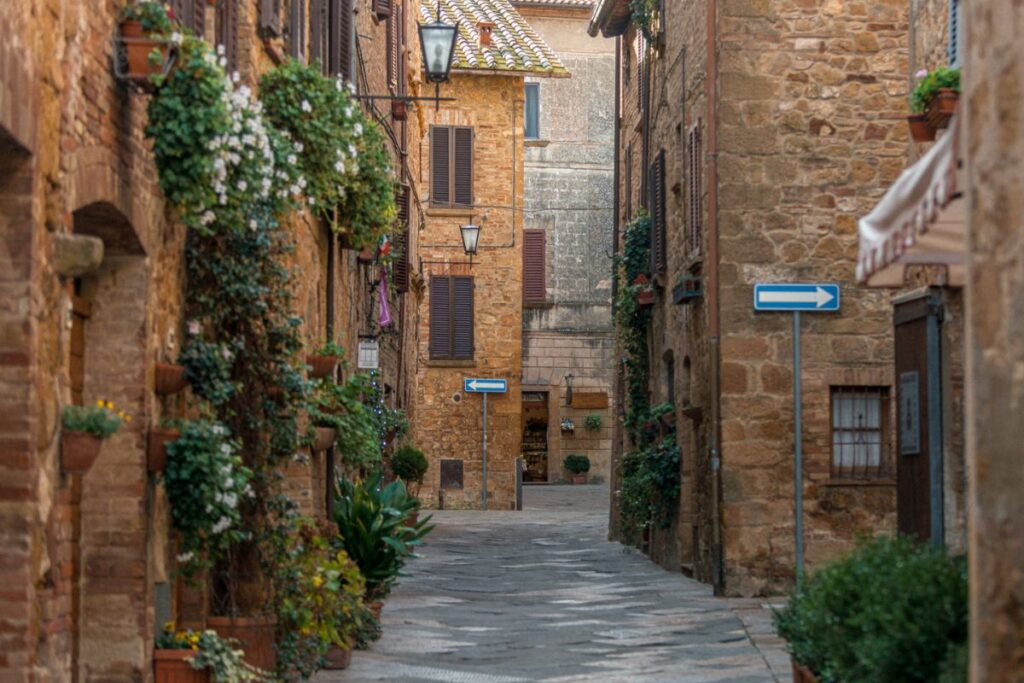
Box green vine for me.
[614,213,653,443]
[618,436,680,543]
[630,0,660,43]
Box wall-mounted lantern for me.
[460,223,481,256]
[419,11,458,84]
[564,372,575,407]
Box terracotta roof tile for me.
[420,0,570,77]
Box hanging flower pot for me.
[571,473,588,485]
[155,363,188,396]
[313,426,337,452]
[357,244,376,264]
[306,354,339,379]
[925,88,958,131]
[906,114,936,143]
[154,650,210,683]
[635,288,655,306]
[61,430,105,474]
[117,20,174,82]
[391,99,408,121]
[321,641,354,670]
[147,427,180,473]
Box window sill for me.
[523,299,552,309]
[426,207,475,218]
[821,478,897,488]
[525,139,550,147]
[425,359,476,368]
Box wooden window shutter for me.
[216,0,240,69]
[374,0,393,19]
[688,123,703,253]
[386,5,397,86]
[453,127,474,207]
[288,0,306,60]
[311,0,329,71]
[429,277,452,359]
[654,150,667,273]
[393,184,411,293]
[523,229,546,304]
[170,0,204,37]
[430,126,451,206]
[260,0,282,36]
[452,276,474,360]
[329,0,353,80]
[625,144,633,221]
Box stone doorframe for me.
[521,383,563,482]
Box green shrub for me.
[563,454,591,474]
[618,436,680,543]
[391,446,428,486]
[62,401,126,438]
[938,641,967,683]
[773,536,967,683]
[584,413,602,431]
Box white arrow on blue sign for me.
[464,378,508,393]
[754,283,840,312]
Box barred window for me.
[830,386,892,480]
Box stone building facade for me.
[0,0,418,680]
[591,0,909,596]
[411,0,568,511]
[513,0,617,485]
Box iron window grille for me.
[830,386,893,480]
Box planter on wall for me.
[306,354,339,379]
[147,427,180,473]
[117,20,174,81]
[61,431,104,474]
[635,288,655,306]
[155,363,188,396]
[154,650,210,683]
[925,88,958,131]
[207,615,276,673]
[907,114,936,143]
[313,426,337,452]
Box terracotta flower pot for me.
[391,99,408,121]
[62,431,104,474]
[321,643,353,670]
[925,88,958,131]
[635,289,655,306]
[147,427,180,473]
[405,510,420,526]
[155,363,188,396]
[306,354,339,379]
[791,658,818,683]
[357,244,376,264]
[571,474,588,485]
[907,114,936,143]
[207,615,276,673]
[154,649,209,683]
[119,20,170,79]
[313,426,337,452]
[369,601,384,620]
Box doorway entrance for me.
[521,392,548,482]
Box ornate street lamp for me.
[418,13,459,84]
[460,223,481,256]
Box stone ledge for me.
[425,359,477,368]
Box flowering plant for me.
[910,66,961,114]
[306,376,379,472]
[164,419,254,575]
[121,1,175,33]
[178,332,240,407]
[62,400,129,438]
[156,624,269,682]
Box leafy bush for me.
[178,334,240,406]
[307,376,380,473]
[390,446,428,488]
[563,454,591,474]
[62,400,127,438]
[938,641,967,683]
[332,474,433,601]
[910,66,961,114]
[618,437,680,542]
[773,536,967,683]
[584,413,602,431]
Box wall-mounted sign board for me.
[571,392,608,409]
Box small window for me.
[429,276,474,360]
[524,83,540,140]
[830,387,892,480]
[430,126,474,207]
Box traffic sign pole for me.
[793,311,804,586]
[482,392,488,511]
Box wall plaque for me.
[570,392,608,409]
[899,371,921,455]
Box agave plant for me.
[332,473,434,601]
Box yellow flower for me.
[312,576,324,588]
[96,399,104,408]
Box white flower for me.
[212,517,232,535]
[287,154,297,165]
[220,347,233,360]
[237,180,248,192]
[353,123,363,137]
[301,100,312,113]
[231,71,240,83]
[217,44,226,56]
[308,197,316,206]
[295,142,304,153]
[347,82,356,94]
[249,219,258,231]
[220,443,232,455]
[187,320,201,335]
[344,106,353,119]
[334,160,345,173]
[171,32,183,45]
[348,143,358,158]
[177,551,195,563]
[297,176,307,189]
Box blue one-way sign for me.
[754,283,840,312]
[464,377,508,393]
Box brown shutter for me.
[217,0,239,70]
[393,184,410,293]
[430,126,451,207]
[260,0,282,36]
[429,276,452,359]
[387,3,401,87]
[288,0,306,59]
[523,229,546,304]
[453,127,473,207]
[311,0,329,71]
[330,0,353,80]
[650,150,666,274]
[452,276,474,359]
[625,144,633,221]
[171,0,204,37]
[688,122,703,253]
[373,0,393,19]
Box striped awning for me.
[856,118,966,288]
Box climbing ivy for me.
[629,0,660,43]
[613,213,653,443]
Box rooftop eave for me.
[453,66,572,78]
[587,0,631,37]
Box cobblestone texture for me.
[321,486,789,682]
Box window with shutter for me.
[637,34,645,112]
[288,0,306,60]
[650,150,666,274]
[393,184,411,293]
[625,144,633,221]
[687,123,703,254]
[260,0,282,36]
[429,276,474,360]
[430,126,474,208]
[374,0,393,19]
[310,0,328,71]
[170,0,205,36]
[216,0,240,70]
[523,229,546,304]
[329,0,353,81]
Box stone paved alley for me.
[321,486,789,683]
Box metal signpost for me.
[463,378,508,510]
[753,284,840,585]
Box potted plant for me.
[633,274,655,306]
[147,419,181,473]
[307,341,344,379]
[672,274,703,305]
[154,625,265,683]
[312,424,337,452]
[584,413,602,432]
[773,536,967,683]
[391,445,429,523]
[155,362,188,396]
[118,2,175,81]
[560,418,575,433]
[61,401,127,474]
[909,66,960,141]
[563,454,591,485]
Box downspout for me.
[706,0,724,596]
[325,227,337,518]
[610,34,623,540]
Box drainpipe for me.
[325,228,336,518]
[706,0,724,596]
[610,34,623,540]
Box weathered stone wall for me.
[412,73,524,511]
[516,4,617,486]
[964,1,1024,678]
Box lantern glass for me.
[419,22,458,83]
[460,224,481,255]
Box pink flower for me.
[915,69,929,80]
[187,320,201,335]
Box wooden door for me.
[894,295,941,542]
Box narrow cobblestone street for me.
[323,486,789,683]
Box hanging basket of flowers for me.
[114,2,178,84]
[61,401,128,474]
[908,67,960,142]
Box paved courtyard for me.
[321,485,790,683]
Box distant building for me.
[512,0,617,485]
